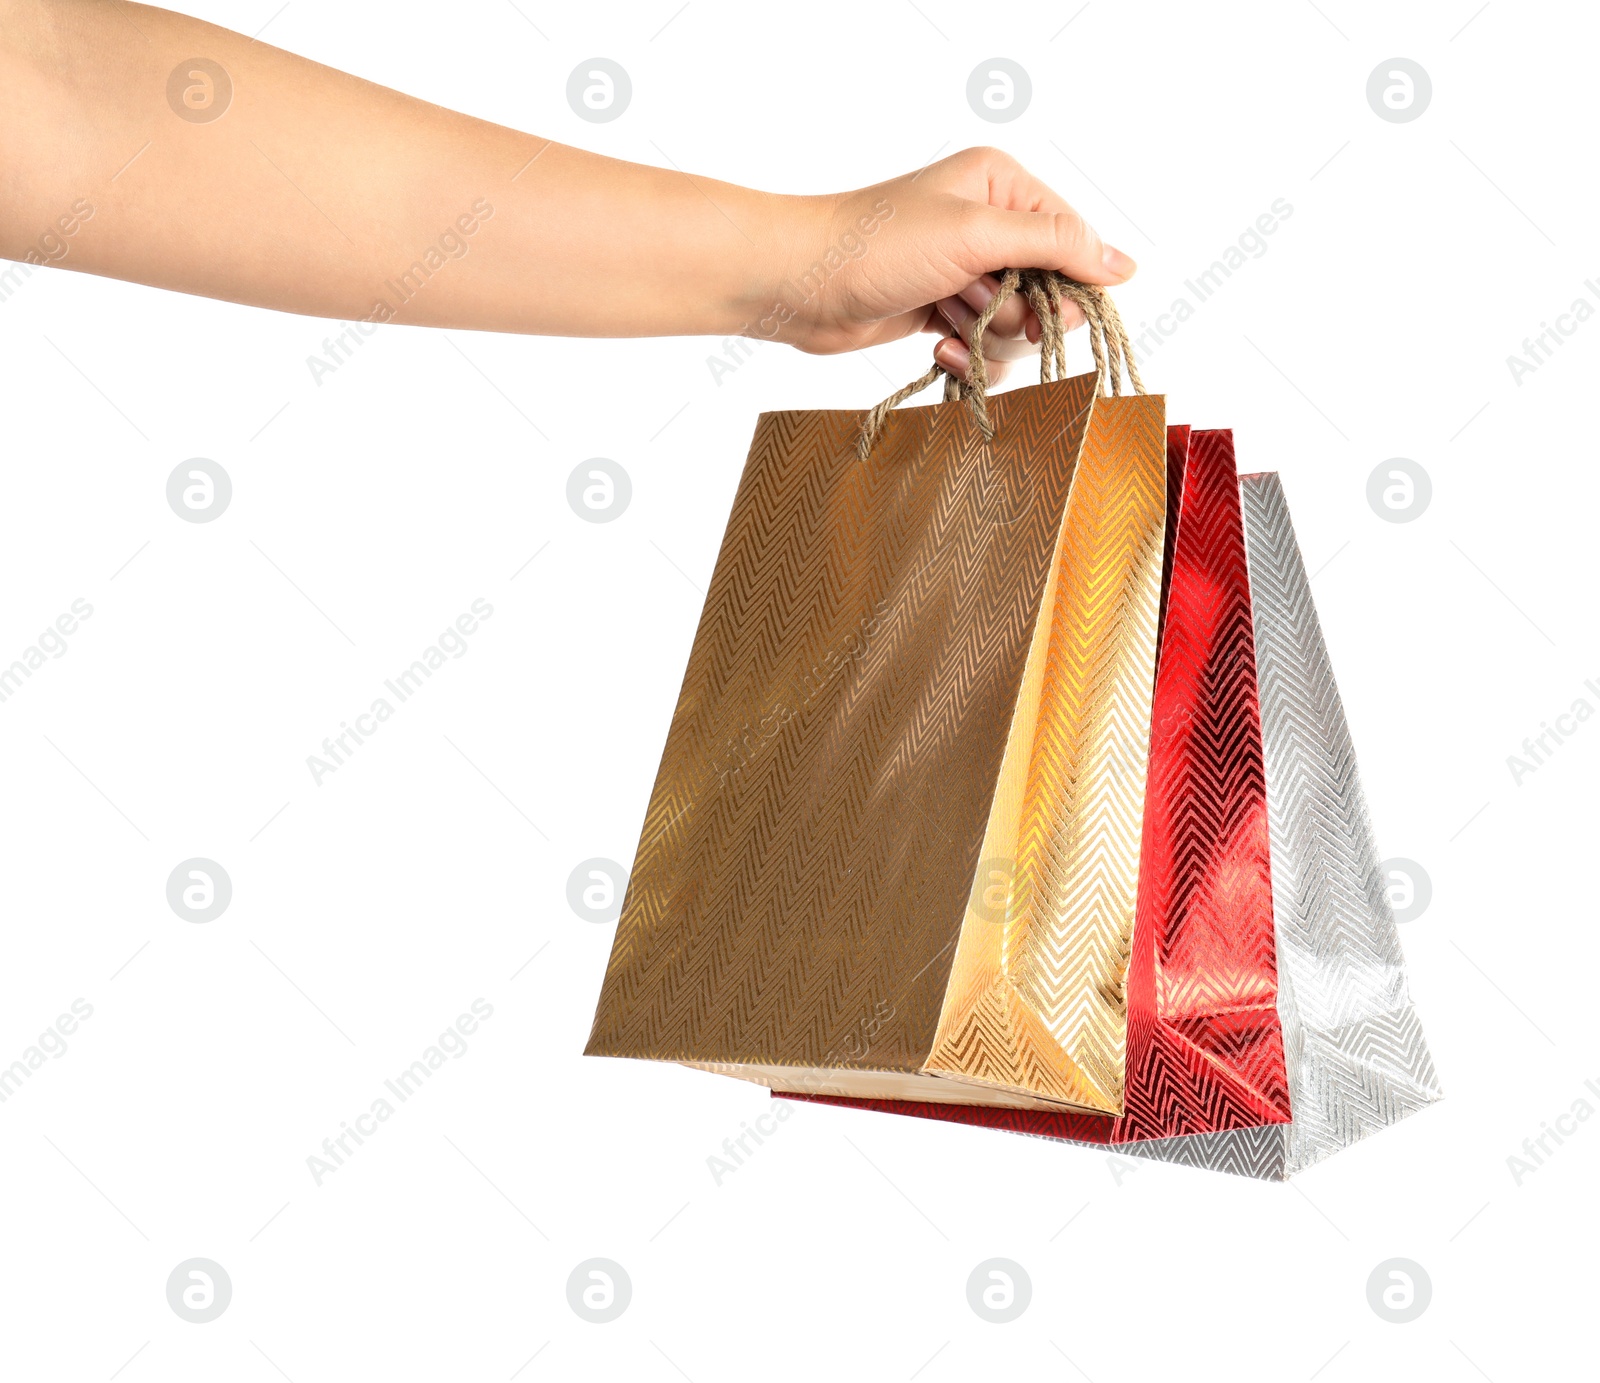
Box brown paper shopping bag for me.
[585,273,1165,1113]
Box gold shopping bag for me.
[586,273,1165,1113]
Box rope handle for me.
[857,269,1144,461]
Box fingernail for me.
[937,296,975,331]
[1102,244,1137,280]
[958,278,995,312]
[934,338,970,378]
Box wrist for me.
[718,189,835,344]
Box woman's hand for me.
[763,147,1137,385]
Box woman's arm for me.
[0,0,1134,377]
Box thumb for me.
[961,202,1136,286]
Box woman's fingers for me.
[935,292,1039,362]
[932,272,1093,382]
[959,273,1034,339]
[934,335,1010,386]
[940,148,1145,286]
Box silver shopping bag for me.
[1118,470,1443,1178]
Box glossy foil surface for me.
[1098,473,1443,1176]
[780,427,1293,1142]
[924,392,1166,1113]
[585,377,1109,1083]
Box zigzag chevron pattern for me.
[1116,428,1289,1138]
[781,427,1295,1141]
[784,467,1444,1179]
[926,394,1166,1112]
[585,375,1104,1078]
[1082,473,1443,1176]
[1235,472,1442,1175]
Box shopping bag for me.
[1100,472,1444,1176]
[784,464,1442,1174]
[779,426,1294,1141]
[585,273,1166,1113]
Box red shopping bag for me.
[779,426,1292,1144]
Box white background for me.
[1,1,1594,1379]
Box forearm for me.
[0,0,801,334]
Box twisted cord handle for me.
[857,270,1144,461]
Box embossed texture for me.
[926,394,1166,1112]
[585,374,1167,1109]
[780,428,1293,1140]
[1053,473,1443,1175]
[781,465,1442,1176]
